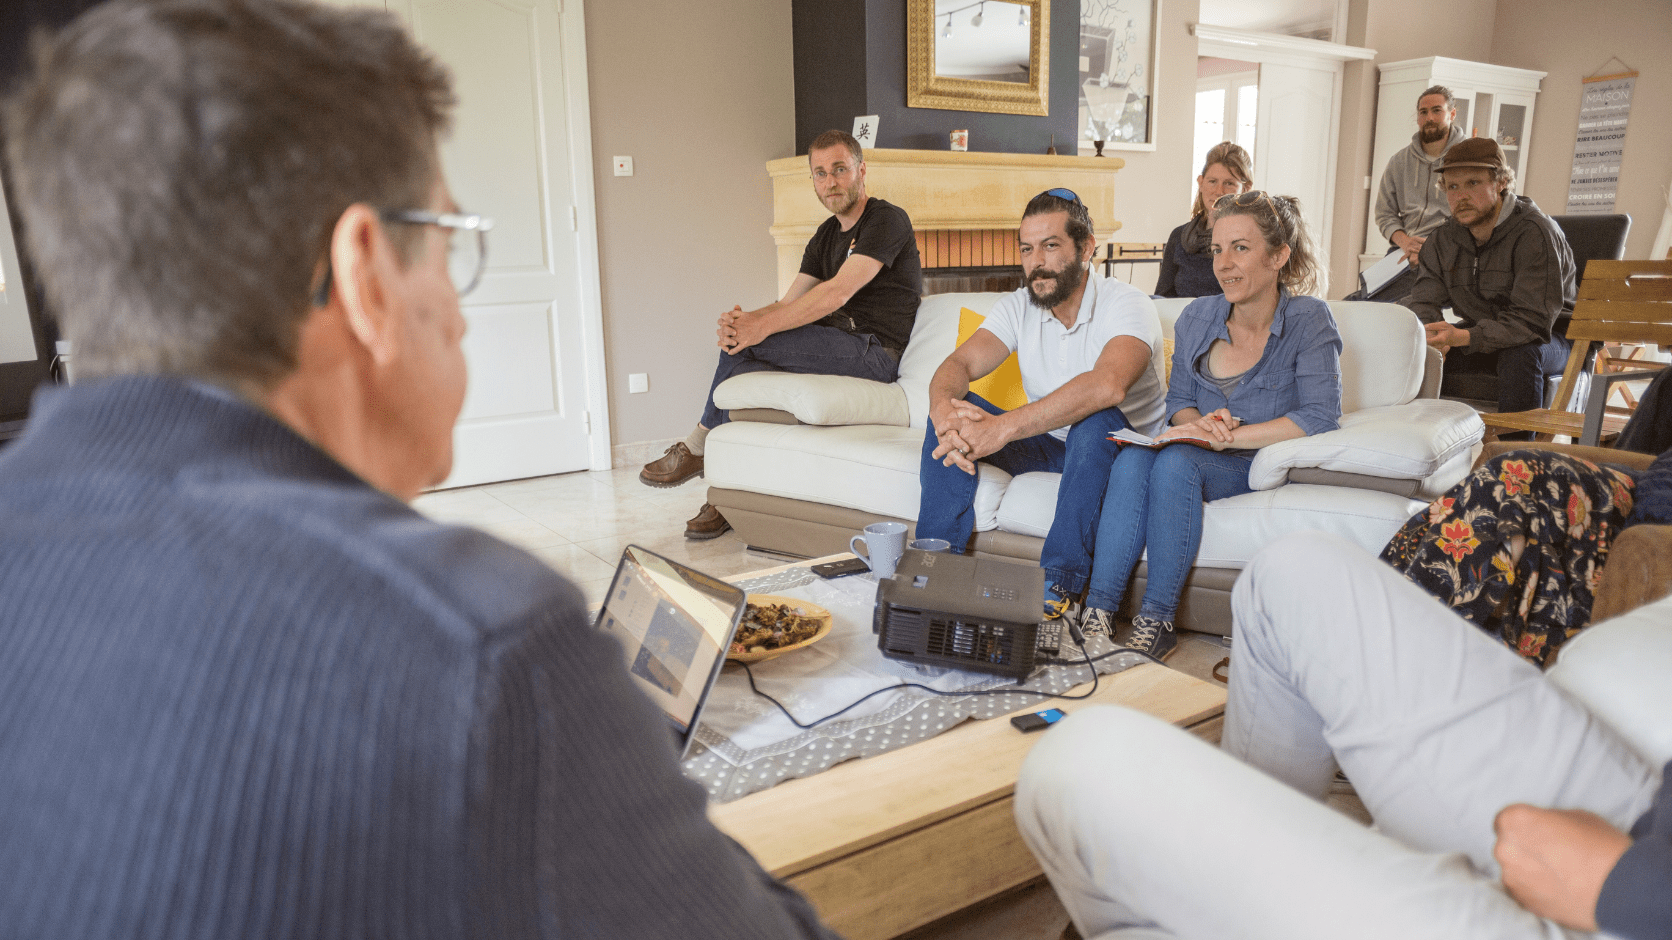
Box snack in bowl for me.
[727,594,834,663]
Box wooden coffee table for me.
[710,555,1227,940]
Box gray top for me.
[1375,123,1467,242]
[1196,347,1249,400]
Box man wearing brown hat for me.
[1404,137,1576,434]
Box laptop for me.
[594,545,747,757]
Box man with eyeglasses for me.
[639,128,922,540]
[1405,138,1576,435]
[916,189,1168,623]
[1351,85,1467,303]
[0,2,840,938]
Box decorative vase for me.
[1093,140,1105,157]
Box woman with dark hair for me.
[1081,192,1342,658]
[1155,141,1253,298]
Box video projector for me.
[873,549,1044,680]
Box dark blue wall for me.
[793,0,1080,156]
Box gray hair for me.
[4,0,454,388]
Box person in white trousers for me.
[1015,530,1666,940]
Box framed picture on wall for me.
[1079,0,1160,152]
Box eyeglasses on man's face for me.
[311,208,495,307]
[381,209,494,297]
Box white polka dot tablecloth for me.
[681,564,1150,803]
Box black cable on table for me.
[738,631,1167,730]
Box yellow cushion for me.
[957,307,1028,411]
[1163,337,1174,386]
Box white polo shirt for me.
[977,275,1168,441]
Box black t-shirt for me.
[799,196,922,352]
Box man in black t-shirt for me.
[640,129,923,539]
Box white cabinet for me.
[1362,56,1545,263]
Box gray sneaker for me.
[1080,607,1115,639]
[1127,614,1177,662]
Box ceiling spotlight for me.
[970,2,984,27]
[942,13,953,36]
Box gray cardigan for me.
[0,377,836,940]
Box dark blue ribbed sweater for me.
[0,377,834,940]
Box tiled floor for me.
[412,466,782,609]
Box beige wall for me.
[1492,0,1672,260]
[1098,0,1202,249]
[584,0,794,449]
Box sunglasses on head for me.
[1039,187,1081,204]
[1214,190,1275,211]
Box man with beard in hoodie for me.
[1351,85,1466,302]
[1406,137,1577,437]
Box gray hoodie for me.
[1374,123,1468,242]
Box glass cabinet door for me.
[1496,100,1529,182]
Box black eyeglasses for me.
[311,208,495,307]
[1039,187,1081,203]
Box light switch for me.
[628,373,649,394]
[613,155,634,177]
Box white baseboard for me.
[612,436,682,469]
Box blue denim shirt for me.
[1166,290,1343,436]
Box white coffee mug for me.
[850,521,908,579]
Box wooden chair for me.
[1482,259,1672,445]
[1101,242,1164,281]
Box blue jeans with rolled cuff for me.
[1085,444,1255,620]
[916,393,1131,596]
[699,323,900,429]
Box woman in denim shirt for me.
[1082,193,1344,658]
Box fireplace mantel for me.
[767,148,1126,294]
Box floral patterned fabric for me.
[1380,452,1637,667]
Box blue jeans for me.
[1441,333,1572,441]
[917,393,1131,594]
[699,322,900,428]
[1085,444,1254,619]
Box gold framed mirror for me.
[907,0,1050,116]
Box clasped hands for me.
[1424,320,1469,354]
[1162,408,1240,451]
[716,305,769,354]
[931,400,1011,475]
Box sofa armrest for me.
[713,372,910,427]
[1248,399,1483,492]
[1593,524,1672,623]
[1472,441,1658,474]
[1547,547,1672,766]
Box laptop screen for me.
[595,545,745,755]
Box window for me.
[1191,68,1258,204]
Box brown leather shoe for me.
[640,442,703,488]
[685,502,732,540]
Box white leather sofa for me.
[703,290,1485,635]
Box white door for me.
[331,0,610,486]
[1253,61,1337,246]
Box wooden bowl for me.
[727,594,834,664]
